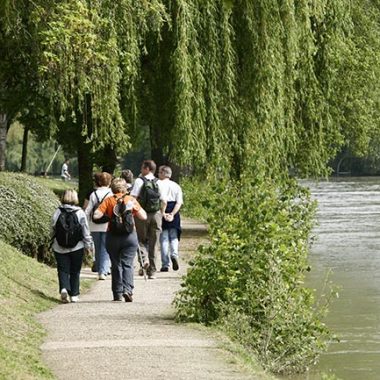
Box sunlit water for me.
[288,177,380,380]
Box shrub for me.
[175,177,331,374]
[0,172,60,264]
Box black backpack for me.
[139,177,160,213]
[91,190,111,224]
[109,194,135,235]
[55,208,83,248]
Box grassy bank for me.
[0,240,57,379]
[0,173,90,378]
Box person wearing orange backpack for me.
[93,178,147,302]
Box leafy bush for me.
[175,177,331,374]
[0,172,60,264]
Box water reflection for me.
[290,178,380,380]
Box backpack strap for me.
[94,190,100,203]
[96,190,110,204]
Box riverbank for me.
[38,218,274,380]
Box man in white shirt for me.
[158,165,183,272]
[61,159,71,181]
[131,160,166,279]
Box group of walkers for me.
[50,160,183,303]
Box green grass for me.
[33,176,77,197]
[0,240,92,379]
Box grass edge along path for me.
[0,239,92,379]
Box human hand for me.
[164,213,174,222]
[85,247,94,256]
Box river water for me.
[290,178,380,380]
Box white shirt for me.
[158,179,183,205]
[130,173,166,202]
[85,187,113,232]
[61,163,69,177]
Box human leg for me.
[97,232,110,276]
[92,231,101,272]
[168,228,179,259]
[147,211,162,275]
[106,234,123,299]
[134,217,149,267]
[160,229,170,270]
[54,252,71,293]
[120,233,138,297]
[69,249,84,296]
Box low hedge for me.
[0,172,60,264]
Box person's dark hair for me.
[93,172,102,187]
[121,169,134,184]
[97,172,112,187]
[142,160,156,173]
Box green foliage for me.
[0,240,57,379]
[0,172,59,263]
[175,177,330,373]
[6,122,67,175]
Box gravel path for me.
[39,219,256,379]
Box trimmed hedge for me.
[0,173,60,263]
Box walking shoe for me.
[171,256,179,271]
[122,292,133,302]
[138,268,144,276]
[148,274,156,279]
[160,267,169,272]
[98,274,107,280]
[70,296,79,303]
[91,262,97,272]
[113,295,123,301]
[60,288,69,303]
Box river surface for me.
[290,177,380,380]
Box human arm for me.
[130,177,143,198]
[78,210,94,252]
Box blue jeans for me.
[92,231,110,275]
[54,249,84,296]
[160,228,179,269]
[106,232,138,297]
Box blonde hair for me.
[61,189,79,205]
[111,178,127,194]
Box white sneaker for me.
[98,274,107,280]
[70,296,79,303]
[60,288,69,303]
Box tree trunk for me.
[0,113,8,171]
[77,139,93,205]
[20,125,29,172]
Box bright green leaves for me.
[175,176,329,374]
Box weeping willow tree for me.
[2,0,380,374]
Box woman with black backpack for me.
[51,189,94,303]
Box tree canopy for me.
[1,0,380,186]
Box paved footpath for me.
[39,219,256,380]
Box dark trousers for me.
[106,231,138,297]
[54,249,84,296]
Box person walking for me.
[93,178,147,301]
[51,189,94,303]
[158,165,183,272]
[120,169,134,194]
[61,158,71,181]
[85,172,113,280]
[130,160,166,279]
